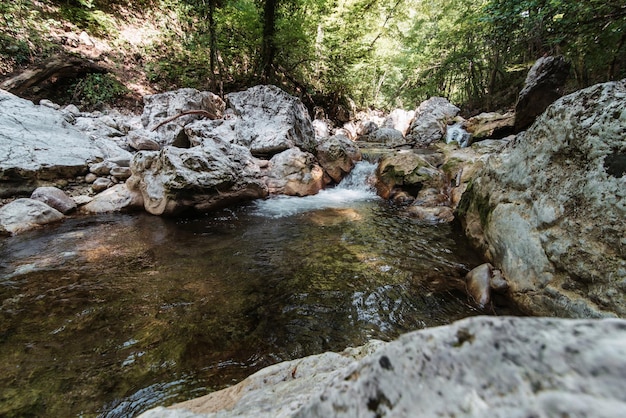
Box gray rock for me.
[127,138,267,215]
[110,166,132,180]
[89,160,116,176]
[458,80,626,317]
[127,130,161,151]
[266,148,326,196]
[184,118,238,147]
[30,186,77,214]
[312,119,330,140]
[142,88,224,148]
[375,150,446,199]
[367,127,407,147]
[141,316,626,418]
[85,173,97,183]
[227,85,317,157]
[515,55,570,132]
[315,135,361,183]
[0,92,104,197]
[408,97,460,147]
[92,177,113,192]
[383,109,415,136]
[82,184,143,213]
[0,198,64,234]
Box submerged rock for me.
[458,80,626,318]
[0,198,64,234]
[140,316,626,418]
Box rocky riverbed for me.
[1,68,625,416]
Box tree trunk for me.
[260,0,279,82]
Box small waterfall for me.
[446,123,472,148]
[252,160,379,218]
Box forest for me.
[1,0,625,116]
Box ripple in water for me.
[252,161,379,218]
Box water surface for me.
[0,162,500,417]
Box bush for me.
[70,72,128,108]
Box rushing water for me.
[0,162,507,417]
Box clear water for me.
[0,162,507,417]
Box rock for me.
[142,88,225,147]
[356,120,378,137]
[127,130,161,151]
[30,186,77,214]
[465,263,494,308]
[315,135,361,183]
[107,156,131,168]
[184,119,238,147]
[142,316,626,418]
[464,111,515,140]
[375,150,445,199]
[82,184,143,213]
[85,173,97,183]
[266,148,326,196]
[0,91,104,197]
[110,166,132,180]
[406,205,454,223]
[226,85,317,157]
[407,97,460,147]
[89,160,116,176]
[367,127,407,147]
[383,108,415,136]
[457,80,626,318]
[514,55,571,132]
[92,177,113,192]
[128,138,267,215]
[39,99,60,110]
[312,119,331,140]
[0,198,64,234]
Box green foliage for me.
[70,72,129,108]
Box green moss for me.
[456,180,492,227]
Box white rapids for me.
[252,160,380,218]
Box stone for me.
[315,135,361,183]
[266,148,326,196]
[85,173,97,183]
[82,184,143,213]
[184,119,238,147]
[464,111,515,140]
[92,177,113,192]
[110,166,132,180]
[465,263,493,308]
[127,130,161,151]
[312,119,330,140]
[383,108,415,136]
[127,138,267,215]
[227,85,317,157]
[375,150,445,199]
[457,80,626,318]
[0,198,64,234]
[0,91,104,197]
[514,55,571,132]
[406,205,454,224]
[367,127,407,147]
[30,186,77,214]
[142,88,225,147]
[141,316,626,418]
[89,160,116,176]
[356,120,378,137]
[407,97,460,147]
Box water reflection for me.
[0,197,493,417]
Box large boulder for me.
[0,90,104,197]
[383,108,415,136]
[315,134,362,183]
[407,97,459,147]
[375,150,446,200]
[514,55,571,132]
[127,138,267,215]
[140,316,626,418]
[0,198,64,235]
[457,80,626,318]
[266,148,326,196]
[226,85,317,157]
[142,88,225,148]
